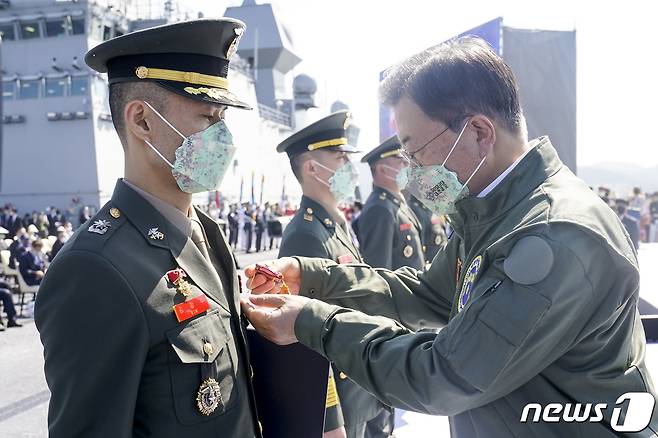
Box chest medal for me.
[197,378,223,415]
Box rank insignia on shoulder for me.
[304,214,313,221]
[458,255,483,312]
[197,378,223,416]
[148,227,165,240]
[88,219,111,235]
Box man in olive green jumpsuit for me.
[407,193,447,262]
[359,136,425,271]
[35,20,263,437]
[276,111,391,438]
[243,37,658,437]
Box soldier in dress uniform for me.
[243,37,658,437]
[359,136,425,271]
[35,19,263,437]
[276,111,391,438]
[406,193,447,263]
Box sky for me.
[181,0,658,170]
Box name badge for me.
[337,254,354,264]
[173,295,210,323]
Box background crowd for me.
[1,184,657,330]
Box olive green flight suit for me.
[35,179,261,438]
[279,195,389,437]
[291,138,658,437]
[359,186,425,271]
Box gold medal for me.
[403,245,413,258]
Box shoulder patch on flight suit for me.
[503,235,554,285]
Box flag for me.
[250,171,255,205]
[259,174,265,205]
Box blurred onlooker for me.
[243,206,254,253]
[228,204,240,249]
[49,226,70,261]
[650,192,658,243]
[616,199,640,250]
[8,227,29,269]
[598,186,611,206]
[78,206,91,226]
[254,207,265,252]
[629,187,646,210]
[18,239,47,286]
[4,208,24,239]
[0,282,22,329]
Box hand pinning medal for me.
[254,264,290,294]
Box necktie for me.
[190,219,210,261]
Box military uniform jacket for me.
[35,180,261,438]
[408,195,447,263]
[291,138,658,437]
[359,186,425,270]
[279,196,385,431]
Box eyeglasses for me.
[399,125,450,168]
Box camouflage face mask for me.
[402,119,486,215]
[143,101,236,194]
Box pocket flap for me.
[166,310,226,363]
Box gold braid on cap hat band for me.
[135,66,229,90]
[380,149,402,159]
[307,137,348,151]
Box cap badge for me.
[226,27,244,59]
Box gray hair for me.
[379,36,523,133]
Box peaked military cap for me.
[361,135,403,164]
[277,110,360,158]
[85,19,251,110]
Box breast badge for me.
[197,378,222,415]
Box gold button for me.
[109,207,121,218]
[203,342,214,356]
[324,218,332,226]
[306,208,313,214]
[339,372,348,380]
[135,66,149,79]
[406,235,412,241]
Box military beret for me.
[85,19,251,110]
[276,110,360,158]
[361,135,403,164]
